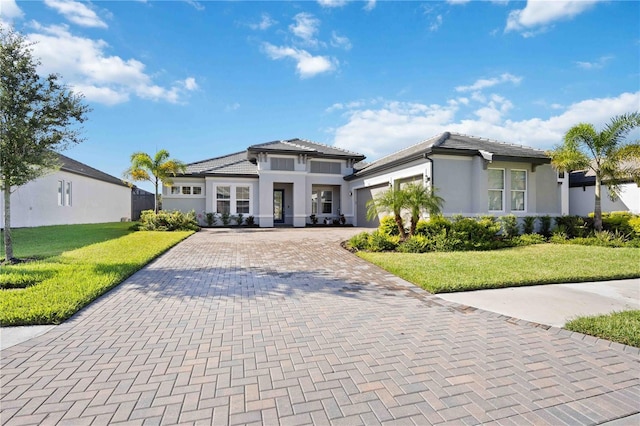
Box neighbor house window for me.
[65,182,72,206]
[488,169,504,211]
[511,170,527,211]
[171,186,180,194]
[310,161,341,174]
[271,157,294,171]
[181,186,191,195]
[236,186,250,214]
[216,186,231,214]
[58,180,64,206]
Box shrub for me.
[569,231,627,248]
[554,215,589,238]
[522,216,536,234]
[452,216,501,250]
[246,216,255,226]
[415,216,451,237]
[139,210,199,231]
[500,214,520,238]
[397,235,432,253]
[221,212,231,226]
[539,215,552,238]
[630,216,640,236]
[379,215,400,236]
[205,212,216,227]
[598,211,636,235]
[512,233,546,246]
[236,213,244,226]
[550,232,568,244]
[347,232,371,251]
[367,230,400,252]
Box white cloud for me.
[330,91,640,159]
[576,55,614,70]
[225,102,240,111]
[262,43,336,78]
[455,73,522,92]
[331,31,352,50]
[43,0,107,28]
[317,0,348,8]
[289,12,320,46]
[183,0,204,11]
[429,15,443,32]
[249,13,276,31]
[26,23,194,105]
[0,0,23,22]
[447,0,471,4]
[506,0,602,35]
[363,0,376,11]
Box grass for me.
[0,224,192,326]
[358,244,640,294]
[0,222,135,259]
[566,310,640,348]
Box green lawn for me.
[0,223,193,326]
[0,222,135,259]
[566,310,640,348]
[358,244,640,294]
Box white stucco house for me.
[0,153,132,228]
[569,168,640,216]
[163,132,568,228]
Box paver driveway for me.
[1,228,639,425]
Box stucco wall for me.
[1,170,131,228]
[570,183,640,216]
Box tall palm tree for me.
[403,183,444,236]
[366,186,408,240]
[124,150,186,213]
[547,112,640,231]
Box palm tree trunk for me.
[594,174,602,231]
[3,185,14,262]
[394,214,407,240]
[154,177,159,214]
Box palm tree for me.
[124,150,186,213]
[403,183,444,236]
[547,112,640,231]
[366,186,408,240]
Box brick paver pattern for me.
[1,228,639,425]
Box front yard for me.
[0,223,192,326]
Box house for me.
[569,167,640,216]
[0,153,132,228]
[162,132,568,228]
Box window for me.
[511,170,527,211]
[311,191,318,215]
[488,169,504,211]
[216,186,231,214]
[310,161,341,174]
[236,186,250,214]
[181,186,191,195]
[320,190,333,214]
[193,186,202,195]
[271,157,294,171]
[65,182,72,206]
[58,181,64,206]
[171,186,180,194]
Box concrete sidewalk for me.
[438,278,640,328]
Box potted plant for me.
[310,214,318,225]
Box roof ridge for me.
[187,150,246,166]
[362,132,446,167]
[448,132,546,153]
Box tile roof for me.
[349,132,549,179]
[183,151,258,176]
[248,138,365,160]
[57,153,129,187]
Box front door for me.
[273,189,284,223]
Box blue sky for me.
[2,0,639,192]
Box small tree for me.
[403,183,444,237]
[547,112,640,231]
[124,150,186,213]
[366,186,408,240]
[1,26,90,263]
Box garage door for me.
[356,184,388,228]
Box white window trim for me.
[510,169,527,212]
[215,184,253,215]
[168,184,204,197]
[488,168,505,212]
[57,180,64,206]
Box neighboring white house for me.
[163,132,568,228]
[569,169,640,216]
[0,153,132,228]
